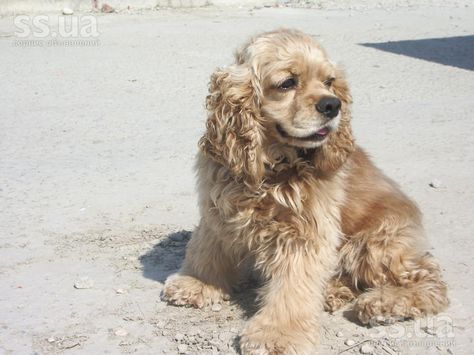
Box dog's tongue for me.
[316,127,330,136]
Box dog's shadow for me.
[139,229,260,320]
[139,229,191,283]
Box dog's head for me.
[199,29,355,187]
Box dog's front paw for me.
[354,288,421,325]
[162,274,229,308]
[240,321,316,355]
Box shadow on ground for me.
[139,229,192,283]
[139,229,260,318]
[361,35,474,70]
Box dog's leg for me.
[240,239,338,355]
[162,224,236,308]
[353,253,449,325]
[340,223,449,325]
[324,275,358,313]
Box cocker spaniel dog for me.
[163,29,448,354]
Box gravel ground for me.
[0,2,473,354]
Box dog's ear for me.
[198,65,266,188]
[314,68,355,174]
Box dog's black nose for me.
[315,96,341,119]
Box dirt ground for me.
[0,2,473,354]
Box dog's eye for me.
[323,77,336,88]
[278,78,297,90]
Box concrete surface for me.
[1,0,473,15]
[0,3,473,354]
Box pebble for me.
[47,337,56,343]
[177,344,188,353]
[61,339,80,349]
[360,343,374,354]
[336,331,344,337]
[429,179,442,188]
[154,320,166,329]
[211,303,222,312]
[115,288,125,294]
[114,328,128,337]
[101,3,115,13]
[174,333,185,342]
[74,277,94,289]
[345,339,355,346]
[375,315,385,322]
[62,7,74,15]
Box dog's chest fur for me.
[197,153,346,252]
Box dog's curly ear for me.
[198,65,266,188]
[314,68,355,174]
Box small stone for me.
[345,339,355,346]
[429,179,442,188]
[336,331,343,337]
[74,277,94,289]
[360,343,374,354]
[101,3,115,13]
[375,315,385,322]
[154,320,166,329]
[62,7,74,15]
[174,333,185,342]
[211,303,222,312]
[177,344,188,353]
[47,337,56,343]
[114,328,128,337]
[61,339,80,349]
[115,288,125,294]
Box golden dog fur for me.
[163,29,449,354]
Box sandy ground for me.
[0,2,473,354]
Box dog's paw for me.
[240,322,316,355]
[354,288,421,325]
[324,285,356,313]
[162,274,229,308]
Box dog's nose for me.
[315,96,341,119]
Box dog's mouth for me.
[276,124,330,142]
